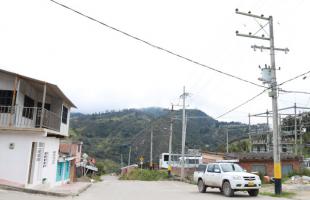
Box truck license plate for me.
[248,181,254,186]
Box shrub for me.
[120,169,169,181]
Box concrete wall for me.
[0,131,60,187]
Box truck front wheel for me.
[222,181,234,197]
[248,189,259,196]
[198,179,206,193]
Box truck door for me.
[213,164,222,187]
[204,164,214,186]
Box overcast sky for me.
[1,0,310,123]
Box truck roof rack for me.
[215,159,239,163]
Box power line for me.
[278,70,310,86]
[216,89,267,119]
[216,69,310,119]
[279,89,310,95]
[49,0,265,89]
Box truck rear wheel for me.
[198,179,206,193]
[222,181,234,197]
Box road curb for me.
[0,183,92,197]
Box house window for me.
[62,105,68,124]
[0,90,14,113]
[22,95,35,119]
[43,152,49,168]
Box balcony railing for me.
[0,106,61,132]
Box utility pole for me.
[120,154,123,168]
[236,9,289,195]
[248,113,252,152]
[150,126,153,169]
[299,113,303,155]
[226,129,229,153]
[266,110,270,152]
[168,104,174,166]
[128,146,132,166]
[180,86,189,180]
[294,103,298,155]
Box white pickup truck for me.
[193,162,261,197]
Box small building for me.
[58,141,83,183]
[0,69,76,188]
[224,152,302,177]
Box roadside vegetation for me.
[119,169,169,181]
[96,159,119,175]
[287,168,310,177]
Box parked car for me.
[193,162,261,197]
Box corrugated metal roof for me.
[0,69,76,108]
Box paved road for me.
[0,176,289,200]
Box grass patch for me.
[119,169,169,181]
[260,191,296,198]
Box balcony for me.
[0,106,61,132]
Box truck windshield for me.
[220,163,244,172]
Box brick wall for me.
[239,159,301,177]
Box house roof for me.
[224,152,303,161]
[0,69,76,108]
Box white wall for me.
[0,131,60,187]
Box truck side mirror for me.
[214,169,221,173]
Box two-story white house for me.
[0,69,76,188]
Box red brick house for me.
[224,152,302,177]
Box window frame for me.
[22,95,35,119]
[0,90,14,113]
[62,105,68,124]
[207,164,214,173]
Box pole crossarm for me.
[235,9,270,21]
[251,45,289,53]
[236,32,270,40]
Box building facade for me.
[0,69,76,188]
[224,152,302,177]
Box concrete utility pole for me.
[266,110,270,152]
[150,126,153,169]
[248,113,252,152]
[180,86,189,180]
[226,129,229,153]
[168,104,174,166]
[120,154,123,168]
[294,103,298,155]
[236,9,289,195]
[128,146,132,166]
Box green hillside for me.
[69,108,249,165]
